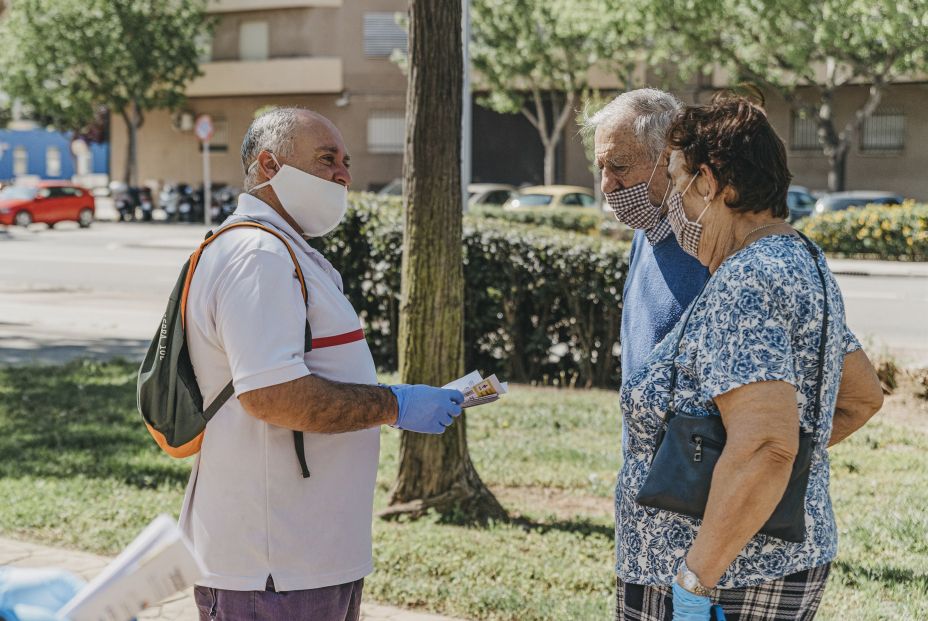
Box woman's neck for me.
[705,212,789,274]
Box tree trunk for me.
[383,0,506,523]
[827,143,849,193]
[121,103,139,186]
[543,141,556,186]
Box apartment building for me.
[110,0,928,200]
[110,0,409,192]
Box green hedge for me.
[800,201,928,261]
[311,194,628,387]
[468,204,604,234]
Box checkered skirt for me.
[616,564,830,621]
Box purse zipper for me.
[692,434,724,462]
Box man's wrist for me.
[380,384,400,426]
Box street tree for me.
[471,0,630,185]
[0,0,212,185]
[383,0,506,523]
[643,0,928,191]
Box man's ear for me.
[258,151,280,179]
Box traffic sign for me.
[194,114,214,143]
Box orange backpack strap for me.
[180,221,308,330]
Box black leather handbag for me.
[635,234,829,543]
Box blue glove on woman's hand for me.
[0,567,84,621]
[671,581,712,621]
[388,384,465,434]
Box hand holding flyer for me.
[443,371,509,408]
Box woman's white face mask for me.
[250,152,348,238]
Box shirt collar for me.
[644,216,673,246]
[233,193,303,239]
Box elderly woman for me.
[615,97,884,621]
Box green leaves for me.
[0,0,213,133]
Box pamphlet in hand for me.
[59,514,206,621]
[443,370,509,408]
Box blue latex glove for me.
[0,567,84,621]
[671,581,712,621]
[388,385,464,434]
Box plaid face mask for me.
[604,158,668,230]
[666,172,709,259]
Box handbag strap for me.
[665,233,830,435]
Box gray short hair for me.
[581,88,683,161]
[240,107,304,190]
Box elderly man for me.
[586,89,709,384]
[180,107,464,621]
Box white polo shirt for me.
[179,193,380,592]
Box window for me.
[367,112,405,154]
[561,193,583,206]
[483,190,513,206]
[363,12,407,58]
[13,146,28,176]
[46,147,62,177]
[239,21,269,61]
[790,110,820,151]
[861,109,905,152]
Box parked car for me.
[813,191,904,215]
[787,186,817,222]
[468,183,516,207]
[505,185,596,209]
[0,182,95,228]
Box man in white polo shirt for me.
[181,107,464,621]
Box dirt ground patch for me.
[878,371,928,432]
[492,485,613,521]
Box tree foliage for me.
[641,0,928,191]
[0,0,212,183]
[471,0,635,185]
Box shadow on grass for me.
[0,359,189,489]
[832,560,928,591]
[508,515,613,540]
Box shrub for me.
[311,194,629,388]
[469,204,604,234]
[800,201,928,261]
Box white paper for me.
[443,371,508,408]
[59,515,206,621]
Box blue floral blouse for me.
[615,234,861,589]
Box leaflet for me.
[443,370,509,408]
[59,515,206,621]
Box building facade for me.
[111,0,928,202]
[110,0,409,192]
[0,127,109,182]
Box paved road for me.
[0,221,926,366]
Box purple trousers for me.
[194,576,363,621]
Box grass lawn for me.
[0,360,926,620]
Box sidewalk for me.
[0,536,465,621]
[826,257,928,278]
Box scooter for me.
[159,184,179,221]
[138,187,154,222]
[177,184,195,223]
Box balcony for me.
[186,57,343,97]
[207,0,341,12]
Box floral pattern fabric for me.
[616,234,861,589]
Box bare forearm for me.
[828,408,870,447]
[239,375,398,433]
[686,446,794,587]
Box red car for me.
[0,182,95,228]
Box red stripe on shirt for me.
[311,328,366,349]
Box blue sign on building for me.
[0,128,109,182]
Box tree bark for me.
[121,101,142,186]
[383,0,506,523]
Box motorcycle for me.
[138,187,154,222]
[215,187,238,224]
[159,184,179,221]
[177,183,196,223]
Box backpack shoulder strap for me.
[187,220,315,479]
[180,221,308,330]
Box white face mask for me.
[250,152,348,238]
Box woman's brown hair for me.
[667,96,791,219]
